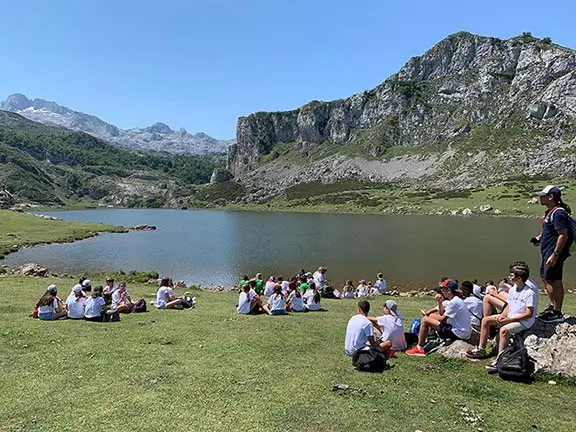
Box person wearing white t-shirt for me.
[460,281,484,329]
[466,263,537,371]
[287,282,304,312]
[356,280,369,298]
[406,279,471,356]
[312,267,327,290]
[84,286,107,322]
[66,285,87,319]
[278,276,289,294]
[369,300,407,354]
[237,284,262,314]
[303,283,321,311]
[112,282,135,313]
[262,285,286,315]
[36,284,67,321]
[345,301,382,370]
[263,276,276,297]
[374,273,388,294]
[155,277,185,310]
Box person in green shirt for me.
[238,274,250,289]
[254,273,264,295]
[298,275,309,293]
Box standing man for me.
[531,186,573,323]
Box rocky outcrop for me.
[229,33,576,201]
[210,168,233,184]
[13,263,49,277]
[525,319,576,377]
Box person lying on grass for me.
[84,286,107,322]
[112,281,135,313]
[237,283,263,314]
[262,284,287,315]
[466,262,538,372]
[66,285,87,320]
[303,281,321,311]
[286,281,304,312]
[406,279,472,356]
[368,300,407,356]
[36,284,67,321]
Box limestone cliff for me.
[229,32,576,202]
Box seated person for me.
[298,275,309,293]
[344,301,382,366]
[81,278,92,293]
[36,284,67,320]
[461,280,483,330]
[237,283,263,314]
[342,280,355,298]
[303,282,321,311]
[466,263,538,372]
[112,281,135,313]
[375,273,388,294]
[287,281,304,312]
[253,273,264,296]
[356,280,369,298]
[262,285,286,315]
[84,286,107,322]
[312,266,327,291]
[66,285,87,319]
[406,279,472,356]
[263,276,276,297]
[103,277,118,294]
[155,277,186,310]
[369,300,407,355]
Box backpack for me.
[133,298,147,313]
[410,318,421,335]
[352,348,387,373]
[549,207,576,252]
[497,346,535,383]
[321,286,336,298]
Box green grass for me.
[1,275,575,431]
[0,210,125,258]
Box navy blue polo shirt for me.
[541,207,573,259]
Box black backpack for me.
[133,299,147,313]
[352,348,387,373]
[497,346,535,383]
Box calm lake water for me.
[4,209,574,289]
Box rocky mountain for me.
[228,32,576,203]
[1,94,234,155]
[0,110,219,207]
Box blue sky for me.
[0,0,574,138]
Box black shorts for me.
[540,257,566,282]
[437,323,458,340]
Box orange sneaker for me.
[405,346,426,356]
[385,349,396,358]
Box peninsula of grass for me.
[0,210,126,259]
[1,275,575,432]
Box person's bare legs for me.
[497,325,511,358]
[378,339,392,351]
[417,316,441,347]
[262,303,271,314]
[166,299,183,309]
[545,280,564,311]
[482,294,506,318]
[478,315,499,349]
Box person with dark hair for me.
[262,284,286,315]
[237,283,262,314]
[461,280,483,329]
[342,280,355,298]
[303,281,321,311]
[155,277,185,310]
[406,279,472,356]
[531,185,573,323]
[344,301,380,357]
[36,284,67,320]
[84,286,107,322]
[466,263,537,371]
[66,285,87,319]
[112,281,135,313]
[253,273,265,296]
[287,281,304,312]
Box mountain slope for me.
[228,32,576,203]
[1,94,234,155]
[0,110,219,206]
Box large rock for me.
[210,168,233,184]
[524,319,576,377]
[13,263,48,277]
[437,340,475,359]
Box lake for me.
[4,209,573,290]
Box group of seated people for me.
[34,277,141,321]
[340,274,388,298]
[345,260,540,373]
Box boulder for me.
[524,319,576,377]
[13,263,48,277]
[130,224,157,231]
[210,168,233,184]
[479,204,492,212]
[437,340,475,360]
[461,208,472,216]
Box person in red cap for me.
[406,279,471,356]
[531,185,573,323]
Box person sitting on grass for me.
[262,285,287,315]
[406,279,472,356]
[466,262,538,372]
[103,277,118,295]
[303,281,321,311]
[287,281,304,312]
[279,276,289,293]
[369,300,407,356]
[264,276,276,297]
[344,301,382,363]
[84,286,107,322]
[375,273,388,294]
[155,277,186,310]
[237,283,263,314]
[298,275,309,294]
[81,278,92,293]
[36,284,67,321]
[342,280,355,298]
[461,280,483,330]
[356,280,369,298]
[112,281,135,313]
[254,273,265,296]
[238,274,250,289]
[66,285,87,320]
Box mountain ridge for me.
[1,93,234,155]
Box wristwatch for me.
[553,251,560,256]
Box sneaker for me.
[537,309,565,323]
[405,346,426,356]
[385,349,396,358]
[485,360,499,373]
[538,304,554,317]
[465,347,490,360]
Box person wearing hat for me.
[531,185,573,323]
[466,263,537,371]
[66,284,87,319]
[81,278,92,293]
[369,300,407,355]
[35,284,67,320]
[406,279,472,356]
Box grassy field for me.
[0,210,125,259]
[1,276,575,432]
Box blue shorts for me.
[38,312,55,321]
[269,309,286,315]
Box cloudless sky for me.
[0,0,574,138]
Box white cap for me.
[535,185,561,197]
[73,284,83,293]
[82,279,91,287]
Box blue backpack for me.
[410,318,421,335]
